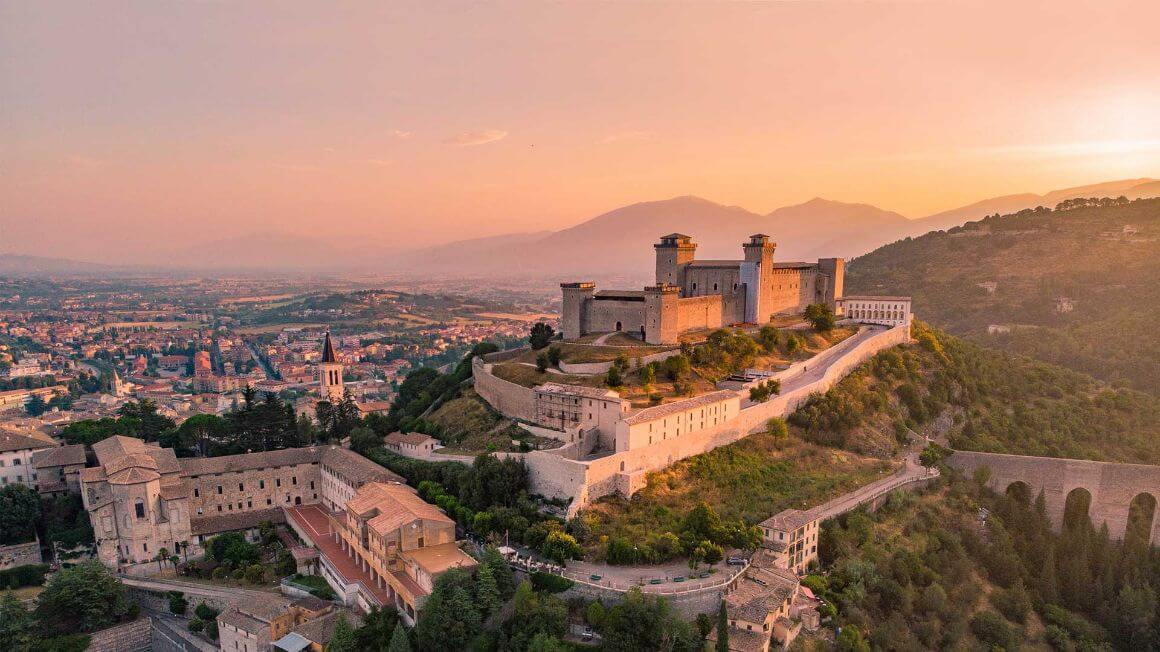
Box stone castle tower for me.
[319,332,344,403]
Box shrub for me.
[187,619,204,633]
[584,600,606,627]
[244,564,266,584]
[530,572,574,593]
[167,590,188,615]
[194,602,218,621]
[0,564,49,589]
[969,611,1015,649]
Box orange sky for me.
[3,1,1159,263]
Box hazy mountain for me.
[905,177,1158,235]
[386,195,912,278]
[0,253,123,276]
[387,178,1160,280]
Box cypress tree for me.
[716,601,729,652]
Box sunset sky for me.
[3,1,1159,263]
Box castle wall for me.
[472,358,537,422]
[766,267,820,315]
[586,299,649,336]
[684,267,742,298]
[674,295,726,333]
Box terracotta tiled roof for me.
[534,383,620,400]
[32,443,85,468]
[180,446,321,476]
[622,390,737,425]
[217,607,266,635]
[345,482,451,536]
[158,480,190,500]
[320,447,403,485]
[190,506,286,536]
[402,542,477,575]
[293,610,363,646]
[0,431,55,453]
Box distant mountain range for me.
[3,177,1157,277]
[387,177,1160,279]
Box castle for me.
[561,234,844,344]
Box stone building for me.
[708,562,803,652]
[216,594,343,652]
[31,443,86,494]
[532,383,627,449]
[759,508,821,574]
[0,431,55,488]
[79,435,402,567]
[561,234,844,344]
[836,295,912,329]
[322,481,477,624]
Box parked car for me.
[727,557,746,566]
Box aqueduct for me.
[947,450,1160,544]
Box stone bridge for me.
[947,450,1160,543]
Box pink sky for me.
[3,1,1159,263]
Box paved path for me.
[119,575,281,603]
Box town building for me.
[383,432,439,459]
[313,481,478,624]
[0,431,56,488]
[31,443,87,494]
[216,594,349,652]
[759,508,821,574]
[709,563,805,652]
[561,234,844,344]
[836,295,913,329]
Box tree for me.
[327,615,357,652]
[605,364,623,387]
[541,531,582,565]
[715,601,729,652]
[546,346,561,366]
[349,426,382,454]
[536,352,550,373]
[386,625,412,652]
[25,393,48,417]
[0,592,32,649]
[481,546,517,600]
[585,601,606,628]
[804,303,836,332]
[35,560,132,635]
[836,627,870,652]
[0,484,40,545]
[414,569,481,652]
[168,591,188,615]
[476,562,501,618]
[529,322,555,350]
[526,633,569,652]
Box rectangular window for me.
[135,502,145,518]
[217,485,223,494]
[266,498,272,506]
[259,480,265,489]
[292,476,297,485]
[276,478,281,487]
[238,483,244,491]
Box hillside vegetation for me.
[793,321,1160,464]
[846,197,1160,394]
[802,471,1160,651]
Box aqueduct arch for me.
[948,451,1160,544]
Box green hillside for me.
[846,197,1160,394]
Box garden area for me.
[421,389,561,454]
[176,521,296,588]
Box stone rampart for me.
[946,450,1160,543]
[472,358,536,422]
[675,295,726,333]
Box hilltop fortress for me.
[466,232,912,514]
[561,233,844,344]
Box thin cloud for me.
[392,129,412,139]
[598,130,650,144]
[367,159,393,166]
[68,155,109,167]
[444,129,508,146]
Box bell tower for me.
[319,332,344,403]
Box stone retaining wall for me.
[472,358,536,422]
[0,541,42,570]
[87,617,153,652]
[556,348,681,375]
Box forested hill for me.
[846,197,1159,394]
